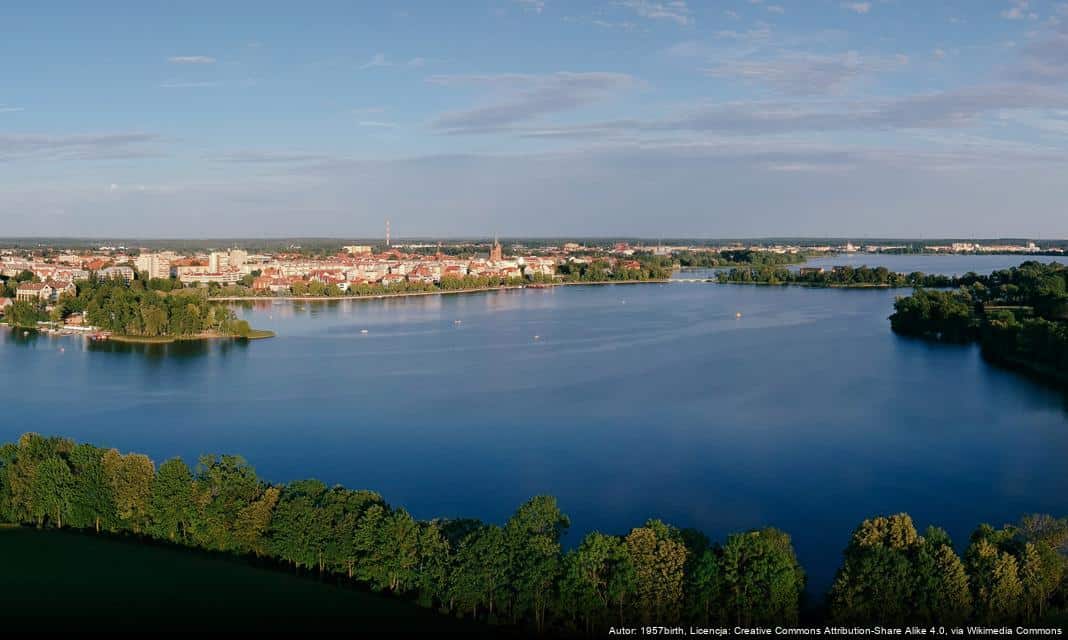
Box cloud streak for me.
[216,150,334,164]
[361,54,425,70]
[1012,22,1068,81]
[705,51,906,96]
[168,56,216,64]
[619,0,692,26]
[159,81,221,88]
[429,72,639,133]
[0,133,160,162]
[440,84,1068,141]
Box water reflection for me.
[85,338,249,359]
[3,327,44,347]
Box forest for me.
[556,257,671,282]
[717,265,955,288]
[1,433,1066,631]
[5,276,254,338]
[890,262,1068,386]
[675,250,808,269]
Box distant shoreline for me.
[209,280,673,303]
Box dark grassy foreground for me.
[0,526,481,633]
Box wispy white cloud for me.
[566,16,639,31]
[1001,0,1037,20]
[216,150,333,164]
[0,104,25,114]
[0,133,160,162]
[619,0,692,26]
[705,51,905,96]
[1011,21,1068,80]
[361,53,390,69]
[159,81,221,88]
[841,2,871,14]
[428,72,639,133]
[360,53,427,70]
[444,84,1068,143]
[515,0,545,14]
[359,120,398,128]
[168,56,216,64]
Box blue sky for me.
[3,0,1068,238]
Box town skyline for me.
[5,1,1068,238]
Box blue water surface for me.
[4,255,1067,591]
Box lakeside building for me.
[100,266,135,282]
[5,239,1063,301]
[47,280,77,300]
[176,265,242,285]
[16,282,52,302]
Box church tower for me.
[490,236,503,262]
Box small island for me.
[2,276,273,343]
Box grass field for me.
[0,526,482,633]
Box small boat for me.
[453,320,462,325]
[533,335,541,340]
[360,329,369,334]
[736,312,743,318]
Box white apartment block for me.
[208,249,248,272]
[134,253,173,279]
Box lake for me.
[4,255,1067,592]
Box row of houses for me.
[244,254,560,293]
[3,247,616,299]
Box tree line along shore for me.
[716,264,958,288]
[1,275,271,340]
[2,432,1067,631]
[889,262,1068,388]
[715,261,1068,391]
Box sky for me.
[3,0,1068,239]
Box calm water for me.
[4,256,1067,591]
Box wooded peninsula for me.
[2,276,270,340]
[890,262,1068,387]
[717,264,957,288]
[2,433,1066,631]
